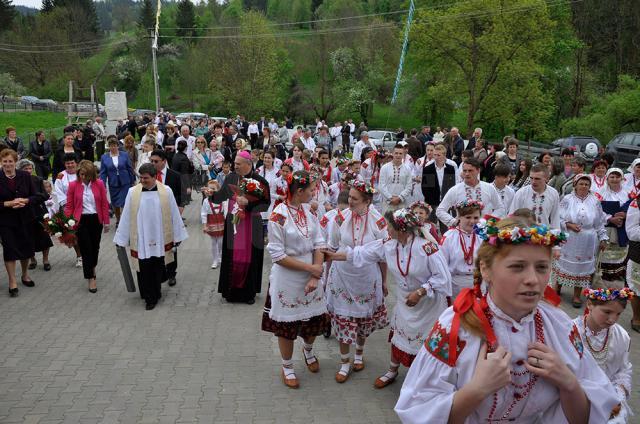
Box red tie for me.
[156,171,162,182]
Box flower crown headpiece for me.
[583,287,635,302]
[455,199,484,211]
[391,208,420,232]
[410,200,432,214]
[341,170,358,182]
[352,180,376,195]
[286,172,310,186]
[474,216,567,247]
[336,157,349,166]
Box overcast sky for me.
[12,0,42,8]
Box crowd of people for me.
[0,113,638,422]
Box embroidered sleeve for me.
[335,210,345,225]
[425,320,466,367]
[376,217,386,230]
[269,212,286,227]
[319,215,329,229]
[422,241,439,256]
[569,324,584,359]
[594,192,603,201]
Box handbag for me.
[204,202,224,237]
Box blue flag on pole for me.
[391,0,415,104]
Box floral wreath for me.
[341,170,358,182]
[454,199,484,211]
[335,157,349,166]
[409,200,432,214]
[583,287,635,301]
[474,216,567,247]
[352,180,376,195]
[286,172,310,186]
[391,208,420,232]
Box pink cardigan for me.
[64,179,110,225]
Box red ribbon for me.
[449,288,497,365]
[543,285,561,306]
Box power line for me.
[0,39,130,54]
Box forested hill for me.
[1,0,639,142]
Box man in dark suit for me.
[421,144,456,233]
[149,150,183,287]
[467,127,482,152]
[257,116,267,134]
[444,127,464,163]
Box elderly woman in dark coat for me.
[0,150,40,297]
[17,159,53,271]
[171,139,192,208]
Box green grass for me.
[0,111,67,143]
[367,104,423,130]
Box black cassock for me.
[211,171,270,302]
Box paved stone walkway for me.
[0,201,638,423]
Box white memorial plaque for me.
[105,91,127,121]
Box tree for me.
[0,0,16,32]
[41,0,54,13]
[411,0,554,134]
[138,0,155,32]
[0,73,26,97]
[51,0,101,35]
[175,0,196,37]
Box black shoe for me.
[9,287,19,297]
[21,279,35,288]
[43,263,51,271]
[145,302,156,310]
[323,329,331,338]
[167,278,176,287]
[89,288,97,293]
[28,260,37,270]
[246,298,255,305]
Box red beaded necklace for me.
[458,229,476,265]
[395,237,415,278]
[286,202,309,238]
[350,211,369,246]
[486,309,546,422]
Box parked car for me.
[549,136,601,157]
[176,112,208,122]
[20,95,40,105]
[605,133,640,169]
[209,116,228,122]
[367,130,396,148]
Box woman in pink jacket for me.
[65,160,110,293]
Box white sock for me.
[303,343,316,363]
[338,354,351,376]
[378,362,399,382]
[354,344,364,364]
[282,359,296,380]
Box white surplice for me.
[113,186,188,259]
[395,296,619,424]
[346,236,451,355]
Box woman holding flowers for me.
[395,216,618,423]
[0,149,39,297]
[207,151,270,304]
[325,180,389,383]
[325,208,451,389]
[65,160,110,293]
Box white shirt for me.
[110,154,119,169]
[248,123,259,135]
[378,162,412,212]
[426,158,461,182]
[157,165,168,184]
[81,182,97,214]
[54,171,78,207]
[509,185,560,228]
[268,121,279,132]
[352,139,377,162]
[439,228,481,296]
[176,135,196,159]
[330,125,342,139]
[436,180,505,227]
[301,136,316,151]
[492,183,515,212]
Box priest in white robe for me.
[114,163,188,310]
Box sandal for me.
[335,360,352,383]
[374,370,398,389]
[302,346,320,373]
[281,367,299,389]
[353,357,365,372]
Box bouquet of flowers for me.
[43,211,77,248]
[231,178,266,228]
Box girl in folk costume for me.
[410,201,439,244]
[395,216,619,423]
[272,163,292,210]
[261,171,329,389]
[333,156,349,184]
[590,160,608,192]
[596,168,631,286]
[325,209,452,389]
[200,180,227,269]
[328,169,357,208]
[308,165,332,218]
[625,198,640,331]
[325,181,389,383]
[360,149,387,212]
[574,288,634,424]
[43,180,58,216]
[440,200,482,298]
[283,144,310,172]
[552,174,608,307]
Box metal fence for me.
[0,100,66,113]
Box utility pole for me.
[151,1,162,113]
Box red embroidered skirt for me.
[204,213,224,237]
[261,291,330,341]
[388,330,416,367]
